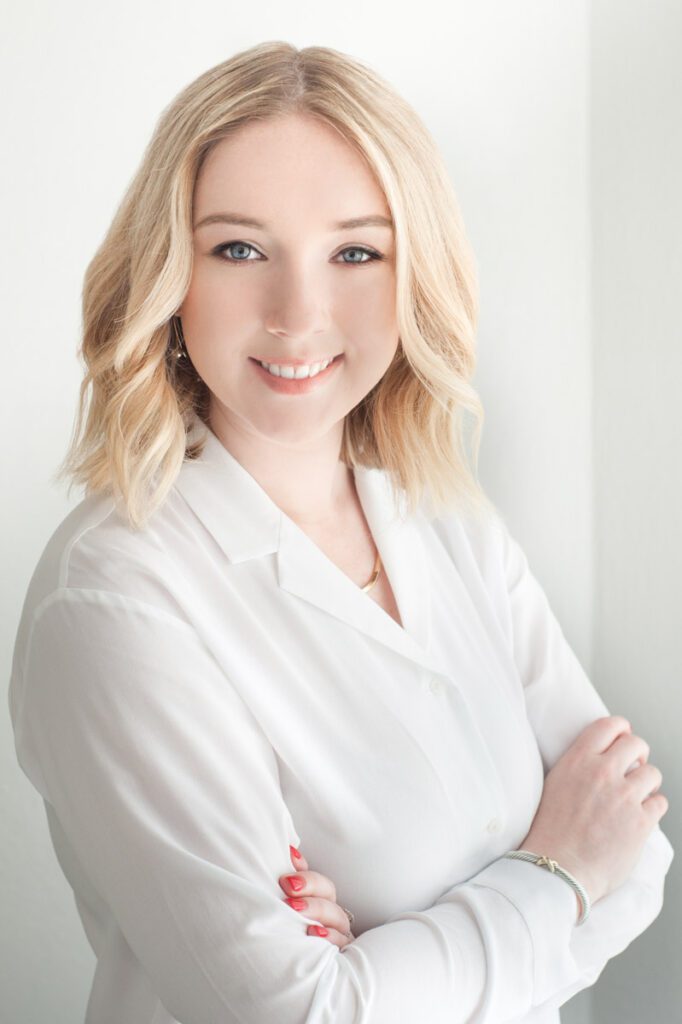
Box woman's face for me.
[178,113,399,446]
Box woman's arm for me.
[476,511,675,1013]
[11,586,596,1024]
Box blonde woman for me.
[9,41,673,1024]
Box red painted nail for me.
[312,925,328,936]
[286,875,304,891]
[285,897,307,910]
[290,845,302,860]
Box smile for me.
[258,357,335,379]
[249,354,344,394]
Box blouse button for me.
[428,676,445,695]
[486,817,501,833]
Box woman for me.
[9,41,673,1024]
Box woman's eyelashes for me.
[210,241,385,266]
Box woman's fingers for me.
[279,866,337,903]
[307,922,355,949]
[289,845,308,871]
[283,847,354,946]
[284,894,353,938]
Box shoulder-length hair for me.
[55,40,498,530]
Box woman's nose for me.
[263,264,332,340]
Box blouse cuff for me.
[468,855,581,1006]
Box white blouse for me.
[9,415,674,1024]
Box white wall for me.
[2,2,677,1021]
[589,1,682,1020]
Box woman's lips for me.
[249,354,344,394]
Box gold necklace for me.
[361,548,382,593]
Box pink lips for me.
[250,353,343,394]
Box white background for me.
[1,2,680,1021]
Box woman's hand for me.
[279,846,356,949]
[520,715,669,906]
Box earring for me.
[170,316,203,383]
[171,316,188,361]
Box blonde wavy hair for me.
[55,40,498,530]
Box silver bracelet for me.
[502,850,591,926]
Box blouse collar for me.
[173,413,445,677]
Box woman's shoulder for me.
[19,488,188,625]
[420,487,509,583]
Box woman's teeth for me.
[258,357,335,379]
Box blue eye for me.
[211,241,384,265]
[336,246,383,265]
[214,241,259,262]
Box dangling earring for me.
[171,316,188,361]
[170,317,202,382]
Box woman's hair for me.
[55,40,498,530]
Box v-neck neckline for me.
[175,417,446,675]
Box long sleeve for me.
[476,512,675,1018]
[12,585,600,1024]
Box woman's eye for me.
[336,246,384,265]
[211,242,384,265]
[213,241,261,262]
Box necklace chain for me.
[361,548,382,593]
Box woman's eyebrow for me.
[193,212,394,232]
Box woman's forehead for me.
[193,117,391,229]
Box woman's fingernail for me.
[311,925,328,936]
[290,845,302,860]
[285,897,307,910]
[286,875,305,891]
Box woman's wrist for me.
[502,849,592,925]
